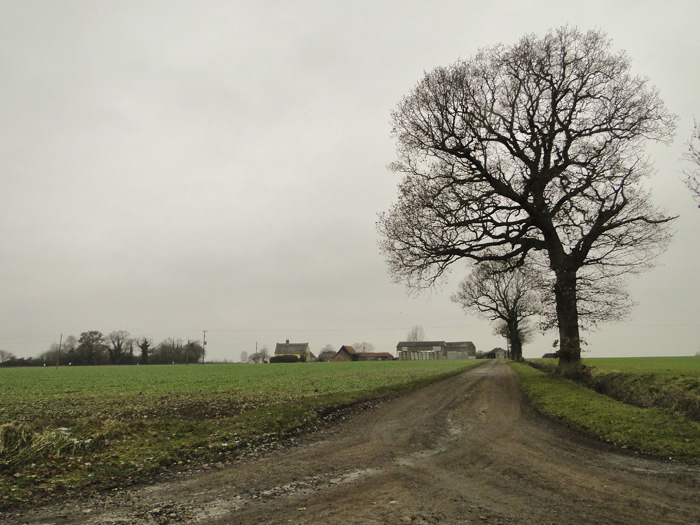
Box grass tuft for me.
[0,423,93,468]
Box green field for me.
[534,356,700,376]
[0,360,483,507]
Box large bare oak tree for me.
[378,27,676,368]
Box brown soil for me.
[4,360,700,524]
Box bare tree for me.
[152,338,183,364]
[239,350,249,363]
[378,27,676,370]
[317,343,336,361]
[352,342,375,353]
[683,121,700,206]
[0,349,16,363]
[406,325,425,342]
[247,344,270,364]
[452,261,541,361]
[106,330,131,364]
[493,320,535,359]
[61,335,78,365]
[41,335,78,366]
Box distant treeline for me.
[0,331,205,367]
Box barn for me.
[396,341,476,360]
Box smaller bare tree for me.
[452,262,542,362]
[353,342,375,353]
[0,349,16,363]
[406,325,425,342]
[493,321,535,358]
[317,344,336,361]
[249,345,270,364]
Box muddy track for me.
[5,361,700,524]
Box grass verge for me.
[510,362,700,463]
[530,357,700,421]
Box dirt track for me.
[5,360,700,524]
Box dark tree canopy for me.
[378,27,676,367]
[106,330,132,365]
[76,331,108,365]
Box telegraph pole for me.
[202,330,207,364]
[55,333,62,368]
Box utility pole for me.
[55,333,62,368]
[202,330,207,364]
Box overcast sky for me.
[1,0,698,361]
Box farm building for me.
[357,352,395,361]
[485,347,507,359]
[328,345,395,362]
[271,340,315,363]
[396,341,476,361]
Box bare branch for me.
[682,121,700,206]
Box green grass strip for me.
[511,362,700,464]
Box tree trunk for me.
[510,337,523,362]
[554,269,582,370]
[508,320,523,362]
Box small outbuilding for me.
[485,347,507,359]
[328,345,395,362]
[329,345,358,362]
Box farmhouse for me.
[396,341,476,361]
[271,340,315,363]
[329,345,395,362]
